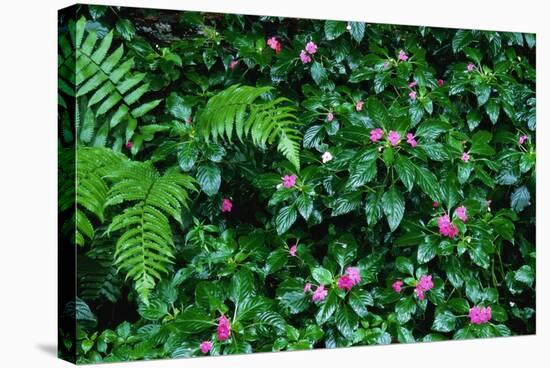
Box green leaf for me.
[432,310,457,333]
[296,194,314,220]
[396,296,416,323]
[196,163,221,196]
[275,205,298,235]
[349,22,365,42]
[396,256,414,275]
[204,143,226,162]
[447,298,470,314]
[485,98,500,124]
[177,142,198,171]
[324,20,347,40]
[315,290,338,324]
[312,267,333,285]
[395,154,415,191]
[469,131,494,155]
[467,109,482,131]
[310,61,328,86]
[367,97,388,125]
[511,185,531,212]
[382,186,405,231]
[348,289,373,318]
[166,92,191,121]
[417,237,438,264]
[414,165,441,201]
[415,119,450,140]
[335,305,358,338]
[265,249,288,274]
[492,217,515,241]
[515,265,534,287]
[175,309,214,334]
[452,30,473,53]
[364,191,384,226]
[229,269,255,305]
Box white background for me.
[0,0,546,366]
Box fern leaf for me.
[197,85,302,170]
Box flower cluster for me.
[469,306,492,324]
[267,36,281,53]
[217,315,231,341]
[337,267,361,291]
[300,41,317,64]
[438,214,459,239]
[414,275,434,301]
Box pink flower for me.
[217,315,231,341]
[469,306,492,324]
[437,79,444,87]
[345,267,361,285]
[199,341,212,354]
[321,151,333,163]
[229,59,239,69]
[388,131,401,146]
[282,174,297,189]
[312,285,328,302]
[267,37,281,53]
[337,275,354,291]
[300,50,312,64]
[392,280,403,293]
[409,91,417,101]
[125,141,133,149]
[221,198,233,213]
[327,112,334,122]
[289,244,297,257]
[304,283,312,293]
[455,206,468,222]
[432,201,439,208]
[519,135,528,145]
[370,128,384,143]
[406,132,417,148]
[461,152,470,162]
[438,214,459,239]
[398,50,408,61]
[356,100,364,112]
[415,275,434,300]
[467,63,475,72]
[408,81,417,88]
[305,41,318,54]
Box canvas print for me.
[58,4,536,364]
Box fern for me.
[197,85,302,170]
[72,17,161,144]
[76,147,128,246]
[105,162,196,303]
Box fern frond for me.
[197,85,303,170]
[105,162,196,303]
[76,147,128,246]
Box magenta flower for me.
[229,59,239,70]
[305,41,318,54]
[289,244,297,257]
[304,282,312,293]
[370,128,384,143]
[409,91,417,101]
[356,100,364,112]
[519,135,529,145]
[125,141,133,149]
[337,275,354,291]
[461,152,470,162]
[217,315,231,341]
[406,132,417,148]
[469,306,492,324]
[455,206,468,222]
[326,112,334,122]
[221,198,233,213]
[432,201,439,208]
[467,63,475,72]
[282,174,297,189]
[438,79,444,87]
[438,214,459,239]
[345,267,361,285]
[299,50,312,64]
[415,275,434,301]
[267,37,281,53]
[408,81,417,88]
[392,280,404,293]
[398,50,409,61]
[312,285,328,302]
[388,131,401,146]
[199,341,213,354]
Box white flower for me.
[276,183,283,189]
[346,24,352,30]
[322,151,333,163]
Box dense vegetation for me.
[58,5,536,363]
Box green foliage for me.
[59,6,536,364]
